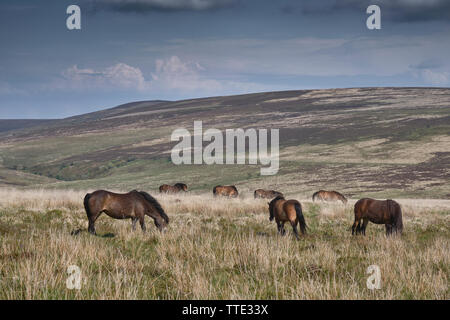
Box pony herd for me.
[83,184,403,239]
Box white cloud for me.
[58,56,271,96]
[420,69,449,86]
[151,55,221,92]
[62,63,147,90]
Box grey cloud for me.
[299,0,450,22]
[88,0,238,13]
[410,59,443,70]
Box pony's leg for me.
[385,224,392,236]
[88,220,96,235]
[280,222,286,236]
[139,216,146,233]
[361,219,369,236]
[276,221,282,235]
[291,221,300,240]
[356,222,363,235]
[131,218,138,231]
[88,211,102,235]
[352,219,361,235]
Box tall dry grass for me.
[0,188,448,299]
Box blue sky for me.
[1,0,449,118]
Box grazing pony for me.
[268,196,307,240]
[159,183,188,194]
[213,185,239,198]
[312,190,347,204]
[352,198,403,236]
[254,189,284,199]
[83,190,169,235]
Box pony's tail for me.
[312,191,319,202]
[295,202,307,235]
[83,193,92,218]
[389,200,403,234]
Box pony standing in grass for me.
[312,190,348,204]
[352,198,403,236]
[254,189,283,199]
[83,190,169,235]
[159,183,188,194]
[213,185,239,198]
[268,196,307,240]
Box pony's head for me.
[230,186,239,197]
[138,191,170,231]
[388,199,403,234]
[154,217,168,232]
[175,183,188,192]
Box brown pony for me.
[352,198,403,236]
[254,189,284,199]
[83,190,169,235]
[268,196,307,239]
[159,183,188,194]
[213,185,239,198]
[312,190,347,204]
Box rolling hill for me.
[0,87,449,199]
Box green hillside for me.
[0,87,449,199]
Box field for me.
[0,188,448,299]
[0,87,449,299]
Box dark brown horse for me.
[254,189,284,199]
[213,185,239,198]
[352,198,403,236]
[312,190,347,204]
[268,196,307,239]
[83,190,169,235]
[159,183,188,194]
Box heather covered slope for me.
[0,87,449,199]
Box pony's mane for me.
[174,183,186,187]
[138,191,169,223]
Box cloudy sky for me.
[1,0,449,118]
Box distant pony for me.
[268,196,307,240]
[213,185,239,198]
[254,189,284,199]
[312,190,347,204]
[352,198,403,236]
[83,190,169,235]
[159,183,188,194]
